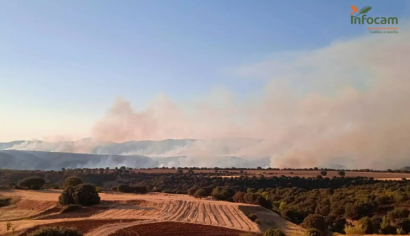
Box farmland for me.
[0,189,304,236]
[2,168,410,235]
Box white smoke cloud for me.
[91,27,410,169]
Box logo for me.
[350,5,398,25]
[350,5,399,34]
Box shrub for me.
[95,186,104,193]
[337,170,345,177]
[396,219,410,234]
[387,207,410,222]
[60,204,82,213]
[193,188,208,199]
[320,170,327,176]
[64,177,84,189]
[18,177,45,190]
[188,186,199,196]
[248,213,258,221]
[344,223,366,235]
[302,214,326,231]
[281,209,305,224]
[72,184,100,206]
[358,217,374,234]
[264,228,286,236]
[116,184,147,194]
[380,216,396,234]
[0,198,11,208]
[233,191,246,203]
[305,228,321,236]
[59,187,76,205]
[344,201,376,220]
[59,184,100,206]
[27,226,83,236]
[211,187,234,200]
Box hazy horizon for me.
[1,1,410,169]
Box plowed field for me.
[108,222,259,236]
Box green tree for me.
[58,187,76,205]
[188,186,199,196]
[59,184,100,206]
[359,217,375,234]
[73,184,100,206]
[18,177,45,190]
[194,189,208,199]
[302,214,326,231]
[64,177,84,188]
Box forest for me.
[2,167,410,235]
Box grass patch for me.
[344,223,366,235]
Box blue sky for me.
[0,0,409,141]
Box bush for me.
[116,184,147,194]
[338,170,345,177]
[320,170,327,176]
[18,177,45,190]
[0,198,11,208]
[281,209,305,224]
[358,217,374,234]
[264,228,286,236]
[305,228,321,236]
[28,226,83,236]
[73,184,100,206]
[344,201,376,220]
[387,207,410,222]
[302,214,326,231]
[64,177,84,188]
[248,213,258,221]
[95,186,104,193]
[344,223,366,235]
[60,204,82,213]
[59,184,100,206]
[59,187,76,205]
[380,216,396,234]
[193,188,209,199]
[233,191,246,203]
[188,186,199,196]
[396,219,410,234]
[211,187,234,200]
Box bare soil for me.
[108,222,260,236]
[0,190,305,236]
[19,219,138,236]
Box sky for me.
[0,0,409,142]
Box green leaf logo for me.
[355,6,372,17]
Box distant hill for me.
[0,138,270,169]
[0,150,158,170]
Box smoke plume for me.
[90,27,410,169]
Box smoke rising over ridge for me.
[3,30,409,170]
[90,29,410,169]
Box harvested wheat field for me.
[0,190,305,236]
